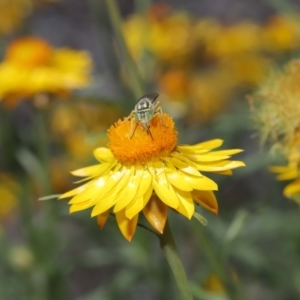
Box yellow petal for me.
[143,194,168,233]
[182,172,218,190]
[91,168,132,216]
[143,182,154,206]
[116,209,138,241]
[165,157,202,177]
[91,166,127,199]
[187,154,231,162]
[174,187,194,219]
[192,190,218,214]
[70,166,124,204]
[269,165,298,181]
[68,190,94,205]
[134,169,152,199]
[125,180,154,220]
[71,161,115,177]
[68,173,111,204]
[194,139,224,149]
[113,166,144,213]
[269,166,294,174]
[177,139,223,152]
[194,160,245,172]
[214,170,233,175]
[70,199,97,213]
[283,179,300,196]
[165,168,193,191]
[93,147,114,162]
[90,192,117,217]
[153,170,179,209]
[206,149,244,156]
[186,149,243,162]
[171,152,198,168]
[277,169,298,180]
[125,197,144,220]
[97,210,111,229]
[59,182,90,199]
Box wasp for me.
[127,93,164,140]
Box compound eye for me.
[139,99,151,110]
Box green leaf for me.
[224,209,250,244]
[193,212,208,226]
[38,194,61,201]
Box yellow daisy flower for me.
[59,112,245,241]
[269,164,300,197]
[0,36,92,105]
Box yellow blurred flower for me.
[269,126,300,199]
[219,54,272,85]
[251,59,300,200]
[123,14,149,62]
[269,165,300,198]
[0,0,57,35]
[193,18,221,46]
[149,12,194,64]
[203,21,261,59]
[262,15,300,52]
[0,173,19,219]
[50,102,121,159]
[158,68,189,101]
[0,0,31,35]
[0,36,92,105]
[188,71,236,123]
[251,59,300,154]
[204,274,226,294]
[59,110,244,241]
[9,245,34,271]
[123,8,194,64]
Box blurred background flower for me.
[0,0,300,299]
[123,9,300,126]
[0,0,57,35]
[250,59,300,203]
[0,173,19,220]
[0,36,92,107]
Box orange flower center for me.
[5,37,53,68]
[108,113,177,165]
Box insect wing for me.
[138,93,159,104]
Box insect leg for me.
[130,120,139,139]
[123,111,134,123]
[147,127,154,140]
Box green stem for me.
[159,221,194,300]
[33,106,66,300]
[104,0,144,99]
[35,109,52,194]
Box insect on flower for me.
[128,92,164,140]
